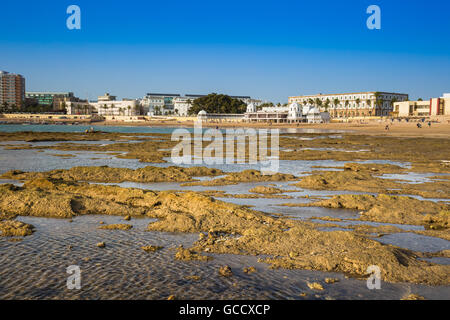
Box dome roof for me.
[307,107,320,114]
[198,110,207,115]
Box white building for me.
[289,92,409,117]
[244,102,327,123]
[260,105,289,113]
[65,101,94,115]
[66,93,140,116]
[287,102,302,120]
[140,93,181,115]
[91,99,139,116]
[173,95,204,116]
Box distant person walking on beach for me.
[417,123,422,128]
[385,125,389,131]
[428,121,431,128]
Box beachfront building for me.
[65,101,95,115]
[140,93,181,115]
[90,94,140,116]
[25,91,86,112]
[393,94,450,117]
[64,93,139,116]
[197,110,244,122]
[173,95,204,116]
[0,71,26,109]
[26,91,73,106]
[288,92,409,118]
[244,102,329,123]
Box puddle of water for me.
[375,233,450,253]
[317,227,349,232]
[310,219,425,232]
[301,148,370,153]
[419,257,450,265]
[380,172,450,184]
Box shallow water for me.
[0,215,447,300]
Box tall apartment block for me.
[0,71,26,109]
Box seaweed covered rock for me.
[0,220,34,237]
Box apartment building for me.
[0,71,26,109]
[288,92,409,117]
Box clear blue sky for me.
[1,0,449,103]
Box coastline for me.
[2,117,449,138]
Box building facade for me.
[65,93,140,116]
[25,91,85,111]
[289,92,409,117]
[25,92,74,106]
[90,93,139,116]
[140,93,180,115]
[244,102,330,123]
[65,101,95,115]
[393,94,450,117]
[0,71,26,109]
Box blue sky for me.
[1,0,449,103]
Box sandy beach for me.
[93,119,450,139]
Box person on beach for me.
[417,123,422,128]
[385,125,389,131]
[428,121,431,128]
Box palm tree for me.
[127,106,131,115]
[1,102,7,112]
[374,92,382,116]
[308,98,314,106]
[355,98,360,109]
[314,98,322,108]
[333,98,339,109]
[324,98,330,112]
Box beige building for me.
[394,100,430,117]
[393,94,450,117]
[289,92,408,117]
